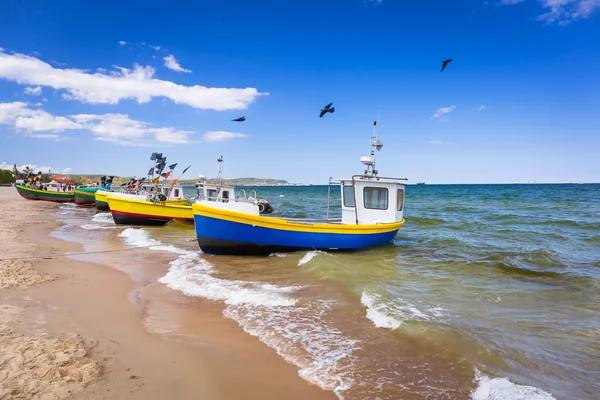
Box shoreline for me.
[0,187,335,399]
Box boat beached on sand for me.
[74,186,99,205]
[192,121,407,255]
[15,170,76,203]
[106,154,274,226]
[16,184,75,203]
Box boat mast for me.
[360,111,383,178]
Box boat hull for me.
[106,195,193,226]
[74,188,99,205]
[95,190,110,211]
[192,203,403,255]
[15,185,74,203]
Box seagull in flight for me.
[441,59,452,72]
[231,116,246,122]
[319,103,335,118]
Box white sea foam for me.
[91,212,114,224]
[298,250,324,266]
[269,252,289,258]
[361,290,447,330]
[80,223,118,231]
[58,204,78,215]
[279,194,285,197]
[118,228,162,247]
[224,301,358,399]
[122,228,358,398]
[471,369,555,400]
[361,291,402,330]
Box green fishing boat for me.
[74,187,99,205]
[15,184,75,203]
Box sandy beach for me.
[0,187,335,400]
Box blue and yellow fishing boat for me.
[192,121,407,255]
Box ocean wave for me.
[80,224,119,231]
[298,250,325,266]
[224,301,359,398]
[471,369,555,400]
[91,212,114,224]
[118,227,359,399]
[361,290,446,329]
[407,215,447,226]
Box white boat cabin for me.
[139,183,186,201]
[194,182,260,215]
[328,120,407,225]
[335,176,406,225]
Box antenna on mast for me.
[360,111,384,177]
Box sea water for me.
[53,184,600,399]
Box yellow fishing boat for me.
[106,183,190,226]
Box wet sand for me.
[0,187,335,400]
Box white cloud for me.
[34,102,42,106]
[0,52,266,110]
[24,133,66,141]
[0,102,198,146]
[24,86,42,95]
[432,105,456,119]
[61,167,72,174]
[427,140,456,146]
[16,164,53,173]
[0,102,82,135]
[201,131,246,143]
[163,55,192,73]
[119,40,127,46]
[150,45,161,51]
[72,113,195,146]
[501,0,600,23]
[477,104,485,111]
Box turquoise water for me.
[56,183,600,399]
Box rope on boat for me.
[0,238,197,261]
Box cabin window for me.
[174,189,180,198]
[363,187,388,210]
[222,191,229,203]
[207,189,218,200]
[397,189,404,211]
[343,186,355,207]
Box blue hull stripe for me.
[193,214,398,250]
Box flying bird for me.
[319,103,335,118]
[231,116,246,122]
[441,59,452,72]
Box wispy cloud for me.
[119,40,127,46]
[0,52,266,110]
[477,104,485,111]
[24,133,66,141]
[427,140,456,146]
[0,162,54,173]
[24,86,42,96]
[431,105,456,119]
[501,0,600,23]
[150,45,161,51]
[0,102,82,136]
[201,131,246,143]
[163,55,192,73]
[0,102,209,146]
[61,167,72,174]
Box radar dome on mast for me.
[361,119,384,176]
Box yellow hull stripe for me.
[106,195,193,220]
[192,203,404,235]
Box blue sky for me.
[0,0,599,184]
